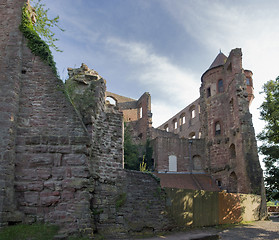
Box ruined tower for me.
[200,48,263,194]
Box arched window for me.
[228,172,238,193]
[189,132,195,139]
[198,131,202,139]
[229,144,236,159]
[169,155,177,172]
[139,107,143,118]
[179,113,186,125]
[164,124,169,132]
[218,79,224,93]
[207,87,211,98]
[246,77,252,86]
[193,155,203,171]
[106,96,117,105]
[215,121,221,136]
[173,119,178,129]
[189,105,196,119]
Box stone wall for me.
[94,170,173,239]
[15,46,95,234]
[67,65,173,238]
[157,98,201,139]
[200,49,263,195]
[0,1,94,235]
[106,91,152,142]
[152,136,205,173]
[0,0,25,226]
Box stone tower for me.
[200,48,263,195]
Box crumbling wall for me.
[15,48,95,235]
[97,170,173,239]
[200,49,264,198]
[66,65,172,238]
[152,136,206,173]
[106,91,152,142]
[0,1,95,235]
[157,98,201,139]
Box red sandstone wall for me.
[200,49,263,195]
[157,98,201,139]
[106,91,152,142]
[15,41,94,233]
[152,137,205,173]
[0,0,96,234]
[0,0,26,226]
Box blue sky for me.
[44,0,279,138]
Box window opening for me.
[207,87,211,98]
[173,119,178,129]
[191,109,195,119]
[229,144,236,159]
[218,79,224,93]
[164,124,169,132]
[106,97,117,105]
[216,179,222,187]
[180,114,186,125]
[139,107,143,118]
[215,122,221,136]
[189,132,195,139]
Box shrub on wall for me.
[19,1,58,77]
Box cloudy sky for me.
[44,0,279,138]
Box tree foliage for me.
[19,1,58,76]
[124,124,154,171]
[124,124,139,170]
[30,0,64,52]
[258,77,279,200]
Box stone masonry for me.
[0,1,172,238]
[152,49,266,218]
[0,0,266,238]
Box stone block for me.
[24,191,39,206]
[28,153,54,167]
[25,136,40,145]
[40,191,61,206]
[71,167,90,178]
[52,167,66,180]
[37,168,51,180]
[63,154,87,166]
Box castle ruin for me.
[0,1,266,238]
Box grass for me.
[0,223,59,240]
[267,201,278,207]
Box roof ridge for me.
[208,51,227,70]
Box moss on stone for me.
[19,3,58,77]
[115,193,127,211]
[65,79,96,122]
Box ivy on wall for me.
[19,2,58,77]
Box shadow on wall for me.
[165,188,262,228]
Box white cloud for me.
[106,37,200,127]
[160,0,279,136]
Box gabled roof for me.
[208,51,227,70]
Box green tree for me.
[258,76,279,200]
[29,0,64,52]
[124,124,139,170]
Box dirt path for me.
[141,216,279,240]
